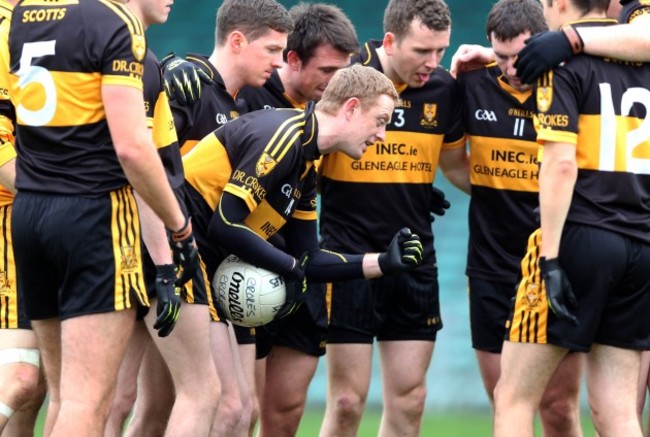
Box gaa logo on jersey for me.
[255,152,279,177]
[420,103,438,127]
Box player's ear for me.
[228,31,246,53]
[343,97,361,120]
[286,51,302,70]
[383,32,397,56]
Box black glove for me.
[539,257,578,326]
[429,185,450,222]
[378,228,423,275]
[515,29,579,85]
[160,53,211,105]
[167,217,199,286]
[274,254,309,321]
[153,264,182,337]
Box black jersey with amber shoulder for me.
[238,69,305,111]
[9,0,146,195]
[171,53,242,156]
[620,0,650,23]
[318,40,465,275]
[143,49,184,191]
[460,64,539,284]
[183,106,319,276]
[535,19,650,244]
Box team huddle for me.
[0,0,648,436]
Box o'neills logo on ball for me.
[228,272,245,322]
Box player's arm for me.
[210,192,298,275]
[538,141,577,259]
[103,84,186,231]
[537,139,579,324]
[439,145,471,195]
[516,15,650,84]
[449,44,495,78]
[578,16,650,60]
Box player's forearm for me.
[539,142,577,259]
[134,191,173,265]
[439,147,471,194]
[579,21,650,61]
[362,253,382,278]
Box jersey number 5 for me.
[15,41,57,126]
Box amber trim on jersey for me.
[110,186,147,311]
[506,229,550,344]
[0,205,17,328]
[99,0,144,39]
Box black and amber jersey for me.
[535,19,650,244]
[171,53,242,156]
[238,69,306,111]
[183,106,319,276]
[9,0,146,196]
[318,40,465,274]
[620,0,650,23]
[143,49,184,191]
[459,65,539,284]
[0,0,15,207]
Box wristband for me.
[170,216,191,241]
[561,25,584,55]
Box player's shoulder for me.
[457,63,496,91]
[84,0,145,38]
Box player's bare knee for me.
[0,349,42,412]
[332,392,366,421]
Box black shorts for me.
[13,189,149,320]
[0,204,30,329]
[507,225,650,352]
[469,278,515,353]
[255,282,328,359]
[137,249,213,320]
[327,270,442,344]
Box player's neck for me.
[375,45,406,87]
[209,49,242,97]
[559,10,607,27]
[278,66,307,105]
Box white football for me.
[213,254,286,327]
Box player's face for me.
[540,0,562,30]
[343,94,395,159]
[141,0,172,26]
[491,32,532,92]
[240,30,287,87]
[385,18,450,88]
[295,45,351,101]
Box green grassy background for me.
[34,406,600,436]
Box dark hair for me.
[383,0,451,40]
[487,0,547,41]
[215,0,293,46]
[285,3,359,62]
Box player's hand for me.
[378,228,423,275]
[153,264,182,337]
[515,27,582,84]
[167,217,199,286]
[539,257,578,326]
[160,53,211,105]
[275,254,309,321]
[450,44,495,78]
[429,185,450,222]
